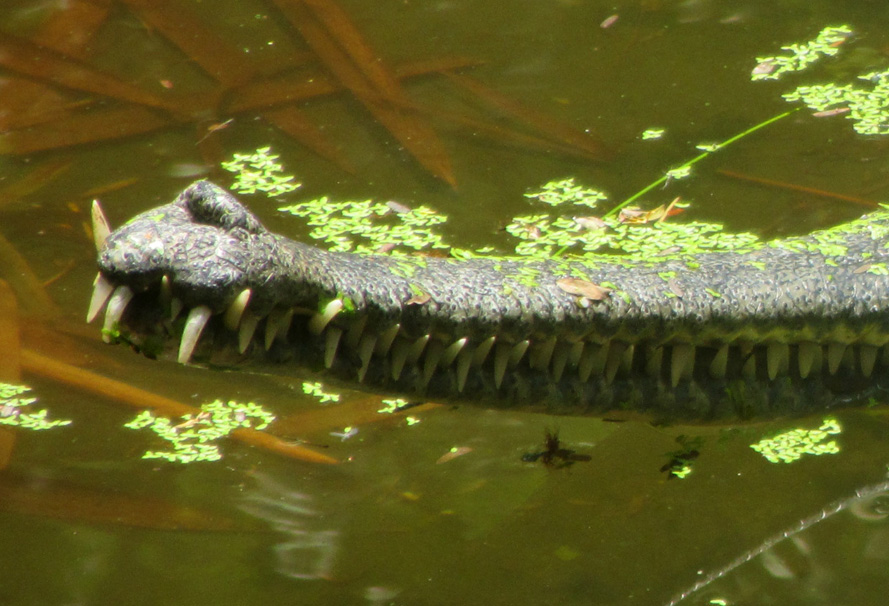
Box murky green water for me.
[1,1,889,604]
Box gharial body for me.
[87,181,889,418]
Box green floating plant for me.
[242,24,868,271]
[222,146,302,196]
[279,197,450,254]
[124,399,275,464]
[641,128,665,140]
[749,417,841,464]
[784,68,889,135]
[377,398,410,414]
[506,178,763,260]
[0,382,71,431]
[524,177,608,208]
[302,381,341,403]
[751,25,852,81]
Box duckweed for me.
[750,417,842,464]
[124,400,276,464]
[0,383,71,431]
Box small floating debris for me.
[522,428,591,468]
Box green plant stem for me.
[604,107,801,218]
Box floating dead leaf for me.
[405,293,431,305]
[574,216,608,231]
[386,200,412,214]
[751,59,776,76]
[618,197,686,224]
[436,446,473,464]
[667,278,684,298]
[853,263,872,274]
[556,278,611,301]
[812,107,850,118]
[600,14,619,28]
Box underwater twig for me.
[717,168,877,208]
[0,231,58,318]
[19,349,337,465]
[0,281,20,470]
[605,108,800,218]
[664,478,889,606]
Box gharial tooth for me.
[102,285,134,342]
[87,273,114,323]
[530,337,556,371]
[407,334,430,365]
[709,344,728,379]
[508,340,530,368]
[798,342,818,378]
[740,343,756,379]
[828,343,846,375]
[422,340,444,386]
[551,342,570,382]
[456,347,473,392]
[265,308,294,350]
[860,344,878,378]
[178,305,213,364]
[473,336,495,366]
[224,289,252,331]
[375,324,400,357]
[159,275,172,310]
[605,342,628,385]
[767,342,789,380]
[346,315,368,349]
[357,333,378,382]
[91,199,111,251]
[170,297,183,322]
[308,299,344,335]
[238,313,260,353]
[442,337,468,366]
[670,343,694,387]
[325,327,343,369]
[493,342,510,388]
[578,343,607,382]
[390,338,409,380]
[645,344,663,379]
[568,341,584,367]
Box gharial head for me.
[87,181,296,363]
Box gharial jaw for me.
[87,181,889,417]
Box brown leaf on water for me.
[556,278,612,301]
[436,446,473,464]
[405,293,432,305]
[812,107,850,118]
[618,197,686,224]
[574,216,608,231]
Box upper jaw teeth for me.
[101,285,134,342]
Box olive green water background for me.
[2,0,889,604]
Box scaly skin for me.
[88,181,889,418]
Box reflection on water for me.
[239,472,339,581]
[1,0,889,604]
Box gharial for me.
[87,181,889,418]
